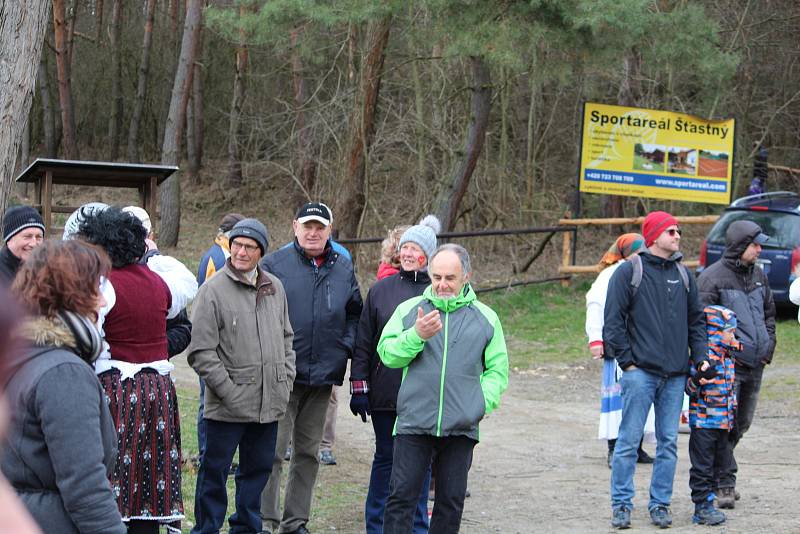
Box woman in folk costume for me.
[77,207,196,534]
[585,233,655,468]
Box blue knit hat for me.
[399,215,441,261]
[3,205,45,242]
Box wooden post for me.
[42,170,53,234]
[147,175,158,235]
[561,229,572,288]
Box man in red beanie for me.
[603,211,706,529]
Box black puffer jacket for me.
[697,220,776,367]
[351,269,430,411]
[262,240,362,386]
[604,250,707,376]
[0,246,21,287]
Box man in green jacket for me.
[378,243,509,534]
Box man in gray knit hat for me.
[188,217,296,534]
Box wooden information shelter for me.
[15,159,177,235]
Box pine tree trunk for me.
[435,56,492,231]
[38,56,57,158]
[191,20,204,169]
[337,15,392,238]
[53,0,79,159]
[0,0,51,215]
[291,25,316,204]
[226,5,249,188]
[159,0,202,247]
[107,0,123,160]
[127,0,157,162]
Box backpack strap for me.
[630,254,690,296]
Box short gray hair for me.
[431,243,472,274]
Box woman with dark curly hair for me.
[2,240,126,533]
[77,207,187,534]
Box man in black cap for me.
[0,205,45,286]
[188,218,296,534]
[697,220,776,508]
[260,202,362,534]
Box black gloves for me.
[350,393,370,423]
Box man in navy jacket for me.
[260,202,362,534]
[603,211,706,530]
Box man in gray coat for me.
[188,218,296,534]
[697,219,776,508]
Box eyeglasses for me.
[666,228,682,237]
[230,241,260,254]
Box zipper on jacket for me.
[436,310,449,437]
[326,281,332,310]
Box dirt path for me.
[173,359,800,533]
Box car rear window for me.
[708,210,800,249]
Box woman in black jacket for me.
[350,215,440,534]
[1,240,126,534]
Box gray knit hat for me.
[399,215,441,261]
[229,218,269,256]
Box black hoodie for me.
[0,245,21,287]
[697,220,776,367]
[603,250,707,376]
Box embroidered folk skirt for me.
[99,368,184,530]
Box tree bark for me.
[53,0,79,159]
[226,4,249,188]
[107,0,123,160]
[291,25,316,204]
[435,56,492,231]
[190,18,204,172]
[38,55,57,158]
[159,0,202,247]
[127,0,157,162]
[337,15,392,238]
[0,0,51,215]
[95,0,104,43]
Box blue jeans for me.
[192,420,278,534]
[366,411,430,534]
[611,368,685,511]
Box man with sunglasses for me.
[696,220,775,508]
[603,211,707,529]
[188,218,296,534]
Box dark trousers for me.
[724,363,764,487]
[197,378,207,458]
[384,434,475,534]
[689,427,733,503]
[366,412,430,534]
[191,420,278,534]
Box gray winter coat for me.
[0,319,125,534]
[697,220,776,367]
[187,261,296,423]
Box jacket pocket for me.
[229,364,260,385]
[273,362,291,411]
[443,373,486,432]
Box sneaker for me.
[649,505,672,528]
[636,449,654,464]
[611,506,631,529]
[284,446,292,462]
[717,487,735,509]
[693,501,726,525]
[319,450,337,465]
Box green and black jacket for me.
[377,284,509,441]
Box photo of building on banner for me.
[578,102,735,205]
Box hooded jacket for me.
[261,240,362,386]
[351,269,430,411]
[686,306,738,430]
[696,220,776,368]
[0,318,125,534]
[603,250,707,376]
[187,261,296,423]
[377,284,509,441]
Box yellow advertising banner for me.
[579,102,735,204]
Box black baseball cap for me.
[295,202,332,226]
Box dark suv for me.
[698,191,800,304]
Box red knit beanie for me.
[642,211,678,247]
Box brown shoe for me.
[718,487,735,509]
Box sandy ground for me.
[172,359,800,534]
